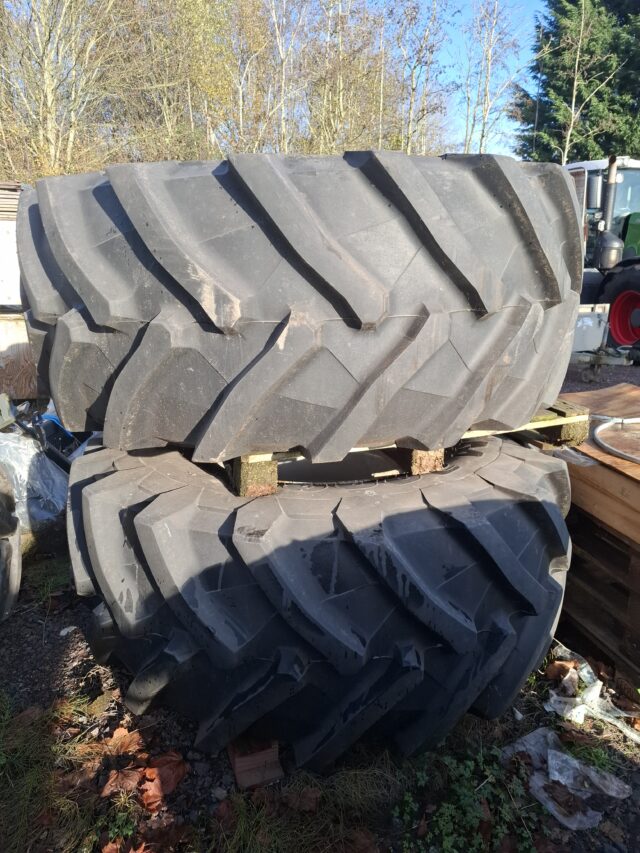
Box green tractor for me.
[567,155,640,346]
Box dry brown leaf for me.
[101,766,145,798]
[9,706,44,730]
[615,676,640,705]
[345,828,379,853]
[101,840,123,853]
[586,658,613,682]
[215,798,237,831]
[478,797,493,846]
[612,695,640,714]
[558,722,600,747]
[283,786,321,813]
[140,751,189,812]
[600,820,625,845]
[250,786,279,814]
[105,727,144,756]
[545,660,579,681]
[543,781,588,816]
[55,758,101,794]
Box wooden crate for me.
[561,383,640,545]
[564,506,640,681]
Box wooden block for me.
[385,447,445,475]
[541,418,590,446]
[228,739,283,789]
[408,448,445,474]
[229,456,278,497]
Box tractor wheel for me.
[19,153,582,463]
[68,437,570,768]
[602,264,640,346]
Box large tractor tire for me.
[68,437,570,768]
[601,263,640,346]
[19,153,582,464]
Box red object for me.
[609,289,640,345]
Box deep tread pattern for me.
[19,153,582,464]
[70,438,570,767]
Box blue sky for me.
[444,0,548,154]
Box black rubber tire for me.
[0,464,21,622]
[601,263,640,346]
[68,437,570,768]
[19,153,582,462]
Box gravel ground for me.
[561,362,640,393]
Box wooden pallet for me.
[227,400,589,497]
[564,506,640,681]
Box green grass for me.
[208,752,410,853]
[0,692,98,853]
[21,555,71,604]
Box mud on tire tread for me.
[69,438,570,767]
[19,153,582,463]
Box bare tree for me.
[394,0,450,155]
[0,0,122,178]
[461,0,521,154]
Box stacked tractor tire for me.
[18,151,583,768]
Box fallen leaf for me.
[139,818,189,848]
[251,786,279,814]
[215,799,237,831]
[558,723,600,747]
[497,835,518,853]
[346,828,379,853]
[614,676,640,703]
[55,759,101,794]
[612,695,640,714]
[282,786,321,813]
[600,819,625,845]
[586,658,613,682]
[140,751,189,812]
[545,660,578,681]
[478,797,493,846]
[101,766,145,798]
[105,727,144,756]
[543,781,588,816]
[416,816,428,838]
[10,706,44,728]
[101,840,123,853]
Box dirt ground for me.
[0,363,639,853]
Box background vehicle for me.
[567,155,640,346]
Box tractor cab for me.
[566,156,640,346]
